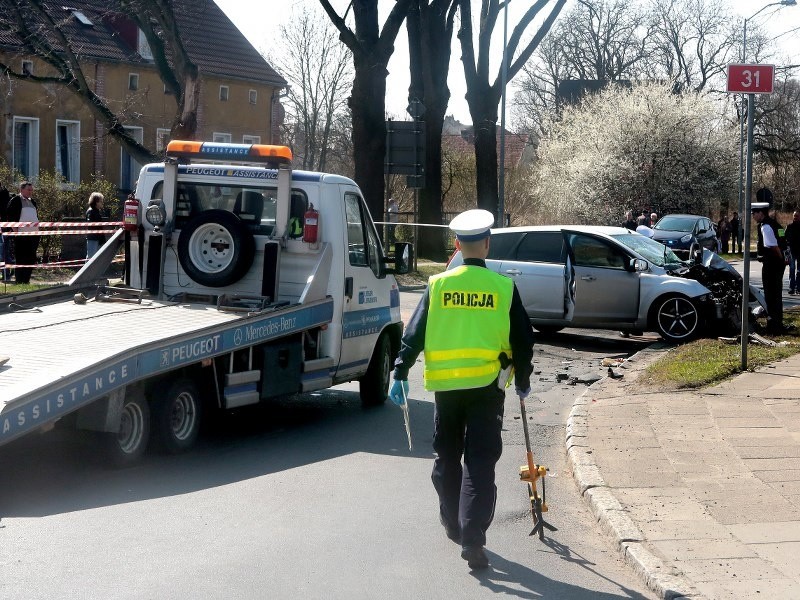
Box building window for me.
[21,60,33,75]
[138,28,153,60]
[249,90,257,104]
[12,116,40,179]
[120,126,143,192]
[156,128,171,152]
[56,120,80,184]
[128,73,139,91]
[219,86,229,101]
[213,132,232,143]
[242,135,261,144]
[71,9,93,26]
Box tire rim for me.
[379,341,391,391]
[170,391,197,441]
[657,297,698,340]
[118,402,145,454]
[188,223,235,274]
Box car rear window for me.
[515,232,564,263]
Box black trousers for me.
[432,382,504,548]
[14,235,39,284]
[763,259,786,329]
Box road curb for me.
[565,350,704,600]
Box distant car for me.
[447,225,766,342]
[650,214,719,257]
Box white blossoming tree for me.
[532,83,737,224]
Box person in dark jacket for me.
[390,209,535,570]
[85,192,106,259]
[784,211,800,295]
[5,181,39,284]
[752,202,787,333]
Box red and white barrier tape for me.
[4,229,120,236]
[0,221,123,228]
[1,254,125,269]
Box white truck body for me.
[0,141,408,464]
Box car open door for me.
[562,230,639,325]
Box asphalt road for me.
[0,290,657,600]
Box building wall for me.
[0,52,278,192]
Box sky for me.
[214,0,800,125]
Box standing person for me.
[730,211,741,254]
[85,192,106,259]
[752,202,787,333]
[5,181,39,284]
[0,185,9,281]
[785,210,800,295]
[389,209,535,570]
[386,197,399,246]
[621,210,637,230]
[650,212,658,227]
[718,214,731,254]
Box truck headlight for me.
[680,234,692,243]
[146,202,166,227]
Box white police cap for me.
[449,209,494,242]
[751,202,770,212]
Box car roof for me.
[658,214,704,220]
[490,225,631,236]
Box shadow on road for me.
[0,389,435,518]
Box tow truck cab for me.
[126,140,410,393]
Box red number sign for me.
[727,64,775,94]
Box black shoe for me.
[439,514,461,544]
[461,546,489,569]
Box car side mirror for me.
[629,258,648,272]
[384,242,412,275]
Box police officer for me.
[389,209,535,570]
[752,201,787,334]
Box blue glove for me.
[516,386,531,400]
[389,379,409,406]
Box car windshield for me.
[611,233,682,267]
[654,216,696,232]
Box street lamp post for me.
[737,0,797,247]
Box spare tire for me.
[177,210,255,287]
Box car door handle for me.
[505,269,521,276]
[580,275,596,281]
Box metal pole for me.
[497,0,509,228]
[737,20,747,250]
[741,93,755,370]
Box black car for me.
[650,214,719,258]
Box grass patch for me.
[646,309,800,389]
[395,260,446,287]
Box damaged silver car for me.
[447,225,767,342]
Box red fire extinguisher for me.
[123,196,140,231]
[303,203,319,243]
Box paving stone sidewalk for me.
[567,346,800,600]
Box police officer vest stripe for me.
[424,265,513,391]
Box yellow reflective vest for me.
[424,265,513,391]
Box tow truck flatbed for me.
[0,296,334,446]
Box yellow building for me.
[0,0,286,194]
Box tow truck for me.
[0,141,411,465]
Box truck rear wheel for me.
[102,394,150,468]
[152,378,203,454]
[359,333,391,407]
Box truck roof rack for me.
[165,140,293,167]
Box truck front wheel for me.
[359,333,391,407]
[102,394,150,468]
[152,378,203,454]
